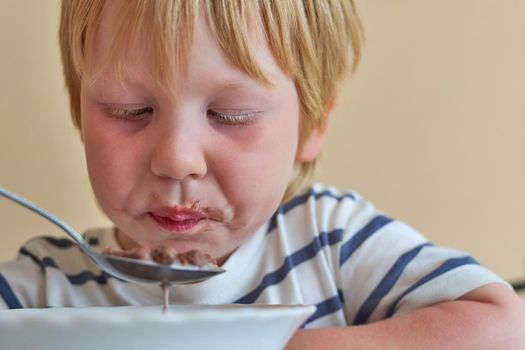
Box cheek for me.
[84,128,119,204]
[82,117,144,210]
[216,114,299,217]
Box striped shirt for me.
[0,184,505,327]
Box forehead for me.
[88,2,154,82]
[87,1,280,93]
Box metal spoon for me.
[0,187,225,284]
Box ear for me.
[296,100,335,162]
[295,120,330,162]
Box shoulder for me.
[269,183,419,278]
[280,185,508,324]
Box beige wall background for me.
[0,1,524,288]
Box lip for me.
[149,206,207,234]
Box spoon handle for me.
[0,187,92,253]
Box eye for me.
[207,110,257,125]
[108,106,154,121]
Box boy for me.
[1,0,524,348]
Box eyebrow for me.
[221,80,267,90]
[205,61,278,90]
[213,80,281,103]
[216,72,278,93]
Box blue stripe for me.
[281,189,356,215]
[19,248,116,285]
[385,256,479,318]
[43,236,75,248]
[234,229,344,304]
[267,189,356,234]
[0,273,23,309]
[339,215,393,266]
[353,242,432,325]
[302,292,345,327]
[65,269,113,285]
[19,247,45,269]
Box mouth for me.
[149,207,207,234]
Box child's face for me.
[79,5,312,262]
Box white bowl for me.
[0,304,315,350]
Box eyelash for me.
[108,107,256,125]
[207,110,256,125]
[108,107,153,121]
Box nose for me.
[149,121,208,181]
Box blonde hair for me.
[59,0,363,200]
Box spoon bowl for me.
[101,254,224,284]
[0,187,225,284]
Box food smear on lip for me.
[102,245,218,313]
